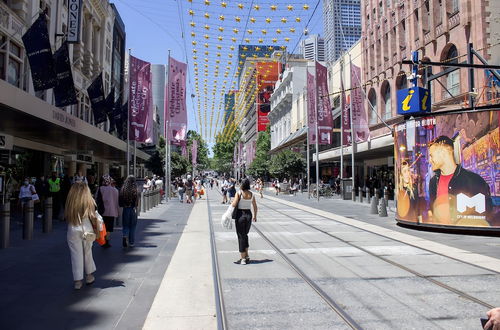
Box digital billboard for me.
[394,110,499,228]
[256,62,280,132]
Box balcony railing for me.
[0,2,25,43]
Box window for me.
[383,83,391,119]
[105,39,111,63]
[7,58,20,86]
[443,45,460,98]
[10,42,21,57]
[451,0,459,13]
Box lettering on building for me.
[67,0,82,43]
[53,111,76,128]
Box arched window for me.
[396,73,408,90]
[368,88,377,125]
[382,82,391,120]
[442,44,460,98]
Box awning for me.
[270,126,307,153]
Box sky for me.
[113,0,323,154]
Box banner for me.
[341,72,351,145]
[306,70,316,144]
[105,88,115,132]
[181,141,187,158]
[256,62,280,132]
[166,57,188,144]
[394,110,499,228]
[53,42,78,107]
[87,73,107,124]
[67,0,82,43]
[351,64,370,143]
[192,139,198,166]
[22,15,57,91]
[129,55,153,142]
[316,62,333,145]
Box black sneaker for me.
[122,237,128,248]
[234,259,242,264]
[245,257,250,264]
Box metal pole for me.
[43,197,52,233]
[349,55,356,201]
[165,50,171,201]
[133,140,137,177]
[467,43,475,108]
[1,203,10,249]
[306,126,310,199]
[127,49,131,177]
[314,63,320,202]
[340,59,344,180]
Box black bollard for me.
[23,200,34,240]
[1,203,10,249]
[43,197,52,233]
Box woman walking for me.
[232,178,258,265]
[97,175,119,248]
[65,182,99,290]
[119,176,139,248]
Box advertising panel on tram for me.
[394,110,499,229]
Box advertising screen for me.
[256,62,280,132]
[394,110,499,228]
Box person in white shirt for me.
[18,177,36,212]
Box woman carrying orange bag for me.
[65,182,100,290]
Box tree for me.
[269,149,306,180]
[145,150,164,176]
[187,130,210,171]
[144,136,189,177]
[171,151,189,178]
[247,127,271,179]
[211,128,241,175]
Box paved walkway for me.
[0,199,193,330]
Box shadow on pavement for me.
[248,259,274,264]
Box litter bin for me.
[341,179,353,200]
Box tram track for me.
[209,189,364,329]
[260,198,496,310]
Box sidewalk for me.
[262,189,500,260]
[0,199,193,330]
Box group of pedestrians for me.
[221,178,237,204]
[65,174,140,290]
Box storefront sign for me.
[67,0,82,43]
[394,110,499,228]
[0,133,13,150]
[396,87,431,116]
[53,110,76,128]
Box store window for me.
[368,88,377,125]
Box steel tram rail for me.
[260,199,496,310]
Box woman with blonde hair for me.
[65,182,101,290]
[397,160,419,221]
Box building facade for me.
[323,0,362,63]
[0,0,148,198]
[299,34,326,62]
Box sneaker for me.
[74,280,83,290]
[122,237,128,248]
[85,274,95,285]
[245,257,250,264]
[240,258,247,265]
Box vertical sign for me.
[256,62,280,132]
[316,62,333,145]
[67,0,82,44]
[129,55,152,142]
[351,64,370,142]
[306,70,316,144]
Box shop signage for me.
[0,133,13,150]
[396,87,431,116]
[53,110,76,128]
[76,154,93,163]
[67,0,82,43]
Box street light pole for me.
[165,50,171,201]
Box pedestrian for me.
[274,178,280,195]
[210,179,214,190]
[48,172,61,220]
[228,178,237,202]
[65,182,99,290]
[96,175,119,248]
[18,177,36,215]
[119,175,139,248]
[176,178,185,202]
[143,176,152,190]
[255,178,264,198]
[232,178,258,265]
[35,175,48,217]
[221,178,229,204]
[185,175,194,203]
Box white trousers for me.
[67,219,96,281]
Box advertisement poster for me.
[129,55,152,143]
[394,110,499,228]
[256,62,280,132]
[166,56,188,144]
[315,62,333,145]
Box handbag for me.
[231,192,241,219]
[79,214,96,242]
[221,205,233,229]
[95,212,107,246]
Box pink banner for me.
[316,62,333,145]
[191,139,197,165]
[351,64,370,143]
[306,70,317,144]
[129,55,153,143]
[181,141,187,158]
[341,65,351,145]
[166,56,188,145]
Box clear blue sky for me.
[113,0,323,154]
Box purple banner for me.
[316,62,333,145]
[306,70,316,144]
[192,139,198,166]
[166,57,188,144]
[341,71,351,145]
[181,141,187,158]
[351,64,370,143]
[129,55,153,143]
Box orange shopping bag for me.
[95,212,107,246]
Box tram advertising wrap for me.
[394,110,499,228]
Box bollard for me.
[370,196,379,214]
[359,189,363,203]
[141,191,146,213]
[23,200,34,240]
[155,189,159,206]
[366,190,370,204]
[146,191,151,211]
[378,198,388,217]
[1,203,10,249]
[384,187,389,203]
[43,197,53,233]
